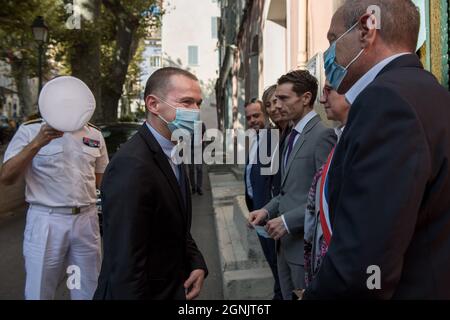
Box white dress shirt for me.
[146,122,179,181]
[335,125,345,142]
[245,132,259,199]
[283,110,318,168]
[345,53,411,104]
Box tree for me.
[0,0,51,118]
[99,0,161,123]
[0,0,163,123]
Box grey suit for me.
[264,114,336,299]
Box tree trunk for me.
[100,4,139,123]
[10,56,34,119]
[70,0,102,124]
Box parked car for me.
[97,122,141,235]
[0,116,12,145]
[100,122,141,159]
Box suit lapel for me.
[281,115,321,186]
[282,134,306,184]
[138,124,188,222]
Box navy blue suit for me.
[304,54,450,299]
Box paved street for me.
[0,165,223,300]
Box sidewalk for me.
[208,164,273,300]
[189,167,224,300]
[0,165,223,300]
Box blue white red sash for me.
[319,147,335,246]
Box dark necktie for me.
[284,129,299,168]
[178,164,187,209]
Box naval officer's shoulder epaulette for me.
[23,118,43,126]
[87,122,101,131]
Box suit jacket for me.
[269,125,292,198]
[94,124,207,300]
[304,54,450,299]
[245,129,273,212]
[264,115,336,265]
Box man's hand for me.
[0,124,63,186]
[266,216,288,240]
[32,124,64,149]
[247,209,269,228]
[184,269,205,300]
[293,289,305,300]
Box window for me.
[211,17,219,39]
[149,56,161,67]
[188,46,198,65]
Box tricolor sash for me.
[319,147,335,246]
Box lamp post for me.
[31,16,48,95]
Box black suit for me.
[304,54,450,299]
[94,124,207,300]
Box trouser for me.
[257,235,283,300]
[23,204,102,300]
[277,246,305,300]
[188,163,203,191]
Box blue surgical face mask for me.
[156,97,200,134]
[324,22,364,91]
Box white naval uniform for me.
[4,119,109,300]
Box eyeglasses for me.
[323,86,332,97]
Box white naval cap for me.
[39,76,96,132]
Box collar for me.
[335,125,345,142]
[145,121,175,160]
[345,53,411,104]
[293,110,317,134]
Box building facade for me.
[0,61,21,120]
[216,0,346,132]
[216,0,449,132]
[161,0,221,129]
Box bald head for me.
[338,0,420,52]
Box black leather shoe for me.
[197,189,203,196]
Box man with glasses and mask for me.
[94,67,208,300]
[303,0,450,299]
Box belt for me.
[29,204,96,215]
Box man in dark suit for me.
[244,99,282,300]
[94,67,208,300]
[303,0,450,299]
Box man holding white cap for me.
[0,76,109,300]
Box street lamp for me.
[31,16,48,95]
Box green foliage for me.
[0,0,163,122]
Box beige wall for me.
[261,0,344,127]
[262,19,287,88]
[307,0,336,60]
[263,0,342,70]
[262,0,341,79]
[161,0,220,129]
